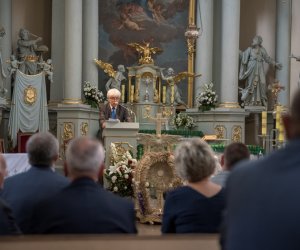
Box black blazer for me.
[0,198,21,235]
[31,178,137,234]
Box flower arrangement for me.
[104,143,137,197]
[83,81,105,108]
[104,159,137,197]
[196,82,218,111]
[171,112,196,130]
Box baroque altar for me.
[133,118,183,224]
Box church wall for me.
[290,0,300,96]
[12,0,52,58]
[240,0,277,98]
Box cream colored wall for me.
[240,0,277,94]
[240,0,300,102]
[290,0,300,96]
[12,0,51,58]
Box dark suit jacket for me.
[99,103,131,128]
[31,177,137,234]
[1,166,69,234]
[223,138,300,250]
[0,198,21,235]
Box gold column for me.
[188,0,196,108]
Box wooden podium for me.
[103,121,139,167]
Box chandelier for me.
[184,23,199,56]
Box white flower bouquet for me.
[83,81,105,108]
[196,82,218,111]
[171,113,196,130]
[104,159,137,197]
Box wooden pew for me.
[0,234,220,250]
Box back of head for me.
[224,142,250,171]
[66,137,105,177]
[26,132,59,167]
[174,138,216,183]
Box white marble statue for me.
[239,35,282,107]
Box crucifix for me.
[151,113,168,138]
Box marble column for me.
[219,0,240,108]
[195,0,214,100]
[50,0,65,104]
[0,0,12,101]
[276,0,291,107]
[63,0,82,104]
[82,0,98,85]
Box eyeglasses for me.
[109,96,120,100]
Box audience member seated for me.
[0,154,21,235]
[162,138,225,233]
[222,89,300,250]
[211,142,250,187]
[31,136,137,234]
[1,132,69,234]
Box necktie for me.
[111,107,116,119]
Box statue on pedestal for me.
[239,35,282,107]
[17,28,43,75]
[94,59,126,91]
[160,68,193,106]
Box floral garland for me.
[83,81,105,108]
[196,82,218,111]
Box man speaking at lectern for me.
[99,88,131,132]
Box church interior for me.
[0,0,300,249]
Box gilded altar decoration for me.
[215,125,226,139]
[143,105,152,119]
[268,80,285,108]
[134,152,183,224]
[232,126,242,142]
[63,122,74,141]
[185,23,200,56]
[23,85,37,105]
[128,41,162,65]
[80,122,89,136]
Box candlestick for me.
[162,86,166,104]
[261,111,267,136]
[121,85,125,103]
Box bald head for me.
[66,137,105,180]
[0,154,7,189]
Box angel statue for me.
[94,59,126,91]
[128,41,162,65]
[160,68,194,106]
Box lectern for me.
[103,121,139,167]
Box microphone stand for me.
[119,104,137,123]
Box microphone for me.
[118,104,137,123]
